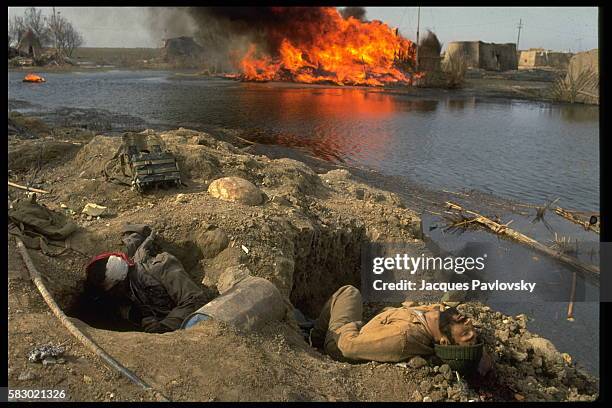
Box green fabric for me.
[434,343,483,373]
[8,198,77,241]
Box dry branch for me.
[445,201,599,282]
[554,207,599,234]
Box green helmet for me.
[434,343,483,374]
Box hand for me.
[148,229,158,240]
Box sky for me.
[7,6,599,52]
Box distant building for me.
[519,48,572,69]
[566,49,599,104]
[444,41,518,71]
[16,29,42,59]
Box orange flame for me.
[238,8,419,86]
[23,73,46,83]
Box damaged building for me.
[161,36,205,64]
[519,48,572,69]
[15,29,42,59]
[444,41,518,71]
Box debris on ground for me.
[81,203,108,217]
[28,344,66,364]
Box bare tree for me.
[23,7,51,46]
[50,14,84,57]
[61,22,84,57]
[8,15,26,47]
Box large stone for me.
[208,177,263,205]
[408,356,428,369]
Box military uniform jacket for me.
[335,304,444,362]
[122,225,209,331]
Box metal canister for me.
[181,276,286,331]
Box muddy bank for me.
[8,118,598,401]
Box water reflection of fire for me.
[238,88,396,163]
[238,7,419,86]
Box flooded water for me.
[8,70,600,375]
[9,70,599,212]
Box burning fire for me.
[23,73,46,83]
[238,7,419,86]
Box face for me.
[449,317,477,345]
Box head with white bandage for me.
[85,252,135,296]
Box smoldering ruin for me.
[146,7,372,74]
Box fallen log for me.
[445,201,599,282]
[554,207,599,234]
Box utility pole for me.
[516,19,523,51]
[415,6,421,71]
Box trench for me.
[61,220,369,331]
[288,222,369,318]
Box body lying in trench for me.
[84,224,492,376]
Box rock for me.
[419,380,432,393]
[411,390,423,401]
[208,177,263,205]
[527,337,561,363]
[18,370,36,381]
[270,256,295,296]
[408,356,428,369]
[510,350,528,363]
[532,355,543,368]
[271,195,291,206]
[430,390,446,402]
[324,169,351,180]
[496,329,510,342]
[83,375,93,385]
[511,350,528,362]
[439,364,452,379]
[562,353,572,365]
[82,202,107,217]
[196,228,229,258]
[422,396,432,402]
[175,193,188,203]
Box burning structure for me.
[152,7,420,86]
[161,36,204,64]
[236,8,418,86]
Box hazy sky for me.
[8,6,598,52]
